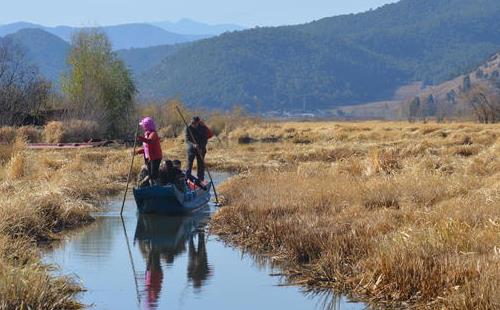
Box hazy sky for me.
[0,0,398,27]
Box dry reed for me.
[1,120,498,308]
[0,141,133,308]
[211,121,500,309]
[43,121,65,143]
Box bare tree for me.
[464,84,500,123]
[0,38,51,126]
[401,96,421,122]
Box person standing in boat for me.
[185,116,212,182]
[136,117,163,185]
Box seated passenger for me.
[137,165,150,188]
[172,160,186,192]
[159,160,176,185]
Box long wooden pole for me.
[120,124,140,216]
[175,106,220,205]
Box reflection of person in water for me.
[145,244,163,309]
[135,214,213,308]
[187,231,212,290]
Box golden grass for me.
[42,120,101,143]
[6,136,28,179]
[0,139,133,308]
[210,121,500,309]
[0,235,81,309]
[16,126,42,143]
[0,127,17,144]
[43,121,65,143]
[1,120,498,308]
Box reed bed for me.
[0,120,498,308]
[0,135,132,309]
[211,121,500,309]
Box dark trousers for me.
[147,158,161,180]
[186,148,206,181]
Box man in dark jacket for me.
[185,116,209,181]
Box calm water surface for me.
[42,172,366,310]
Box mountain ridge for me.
[0,28,184,87]
[3,0,500,112]
[137,0,500,110]
[151,18,245,35]
[2,28,70,83]
[0,22,206,49]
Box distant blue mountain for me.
[0,22,41,36]
[0,22,207,49]
[0,28,187,88]
[3,28,70,84]
[151,18,246,35]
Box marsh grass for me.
[211,121,500,309]
[1,120,498,308]
[41,120,100,143]
[0,141,132,309]
[43,122,65,143]
[0,235,82,310]
[16,126,42,143]
[0,127,17,143]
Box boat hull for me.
[133,184,211,215]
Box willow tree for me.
[62,30,136,138]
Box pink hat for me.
[139,117,156,131]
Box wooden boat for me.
[133,183,211,214]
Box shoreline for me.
[0,142,133,309]
[1,121,498,309]
[209,121,499,309]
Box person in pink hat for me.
[136,117,163,185]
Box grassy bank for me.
[0,121,236,308]
[1,120,498,308]
[0,135,133,309]
[210,121,499,309]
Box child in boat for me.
[172,159,182,171]
[158,160,176,185]
[136,117,163,185]
[137,165,150,188]
[172,160,186,192]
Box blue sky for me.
[0,0,398,27]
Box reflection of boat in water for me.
[134,210,212,309]
[133,183,211,215]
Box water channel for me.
[42,172,366,310]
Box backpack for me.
[200,121,214,139]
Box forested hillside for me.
[301,0,500,83]
[116,45,181,76]
[138,0,500,110]
[140,28,408,110]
